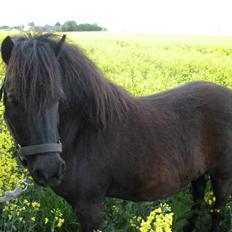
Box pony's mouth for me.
[35,176,63,187]
[28,153,66,187]
[31,168,65,187]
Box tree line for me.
[0,21,106,32]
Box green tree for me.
[28,22,35,31]
[0,25,10,30]
[54,22,62,32]
[77,23,106,31]
[62,21,78,32]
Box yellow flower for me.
[31,217,36,222]
[45,217,49,224]
[57,218,64,228]
[32,201,40,209]
[138,203,173,232]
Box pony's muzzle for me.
[31,153,66,186]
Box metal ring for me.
[17,179,29,191]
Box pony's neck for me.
[59,46,136,129]
[59,72,136,150]
[62,78,136,129]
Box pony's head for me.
[1,34,66,186]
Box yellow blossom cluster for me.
[131,203,174,232]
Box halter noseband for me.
[17,142,62,161]
[0,76,63,164]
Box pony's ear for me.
[1,36,14,64]
[55,34,66,58]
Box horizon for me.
[1,0,232,35]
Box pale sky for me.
[1,0,232,35]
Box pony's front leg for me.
[74,200,103,232]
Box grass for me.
[1,31,232,231]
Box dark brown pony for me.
[1,34,232,232]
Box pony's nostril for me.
[59,162,66,176]
[34,169,48,182]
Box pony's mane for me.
[5,34,136,127]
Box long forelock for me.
[6,35,63,112]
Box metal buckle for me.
[17,144,26,161]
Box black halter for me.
[0,76,62,163]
